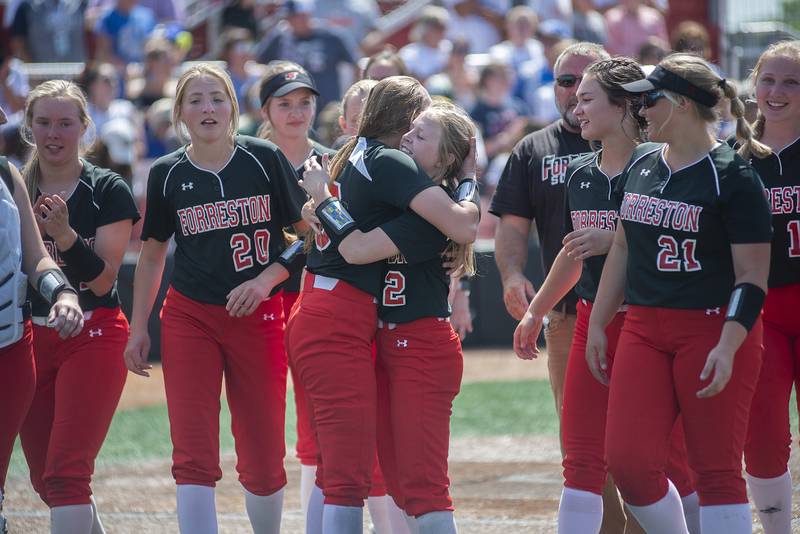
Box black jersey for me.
[30,161,140,316]
[305,138,436,298]
[564,150,623,302]
[747,136,800,288]
[284,141,337,293]
[141,135,306,305]
[377,202,451,323]
[490,120,592,312]
[618,142,772,309]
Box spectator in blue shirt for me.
[95,0,157,67]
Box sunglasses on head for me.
[556,74,581,88]
[641,90,667,109]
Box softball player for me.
[0,105,84,533]
[124,64,307,534]
[586,54,772,532]
[739,41,800,534]
[286,76,479,533]
[302,100,477,534]
[10,80,137,534]
[513,58,698,533]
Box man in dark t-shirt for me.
[489,42,633,534]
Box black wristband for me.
[724,282,766,331]
[315,197,358,248]
[36,269,77,305]
[275,239,306,274]
[59,236,106,282]
[455,178,480,220]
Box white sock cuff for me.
[560,487,603,513]
[746,470,792,486]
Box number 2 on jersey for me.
[231,229,271,272]
[382,271,406,307]
[657,235,701,272]
[788,220,800,258]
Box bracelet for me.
[59,235,106,282]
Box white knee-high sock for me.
[322,504,363,534]
[89,496,106,534]
[176,484,218,534]
[306,485,324,534]
[680,492,700,534]
[300,464,317,520]
[416,511,457,534]
[50,504,93,534]
[700,503,752,534]
[625,481,688,534]
[244,487,284,534]
[367,495,411,533]
[747,471,792,534]
[558,487,603,534]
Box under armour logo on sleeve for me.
[640,169,651,176]
[580,182,591,189]
[181,182,194,191]
[88,329,103,337]
[396,339,408,348]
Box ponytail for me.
[720,79,770,159]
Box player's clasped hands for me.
[513,309,544,360]
[563,228,615,261]
[585,323,610,386]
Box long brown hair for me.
[658,53,770,159]
[328,76,431,181]
[21,79,92,202]
[420,100,476,277]
[746,40,800,156]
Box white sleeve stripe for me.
[162,152,188,198]
[78,178,101,210]
[706,154,720,196]
[238,146,271,183]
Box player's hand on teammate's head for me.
[124,332,153,377]
[513,310,543,360]
[697,345,735,398]
[585,325,610,386]
[47,291,84,339]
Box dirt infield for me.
[5,349,800,532]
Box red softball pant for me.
[20,307,127,507]
[745,283,800,478]
[374,317,463,517]
[286,273,378,507]
[284,289,388,495]
[562,300,694,497]
[605,305,762,507]
[160,287,287,495]
[0,322,35,492]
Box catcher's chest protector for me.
[0,174,26,348]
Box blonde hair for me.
[328,76,431,181]
[340,79,378,128]
[256,61,316,140]
[658,53,770,159]
[747,40,800,155]
[21,79,93,201]
[419,100,476,276]
[172,63,240,144]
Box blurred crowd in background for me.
[0,0,735,241]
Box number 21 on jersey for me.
[657,235,701,272]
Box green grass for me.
[8,380,797,477]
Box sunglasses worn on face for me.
[556,75,581,88]
[641,90,667,109]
